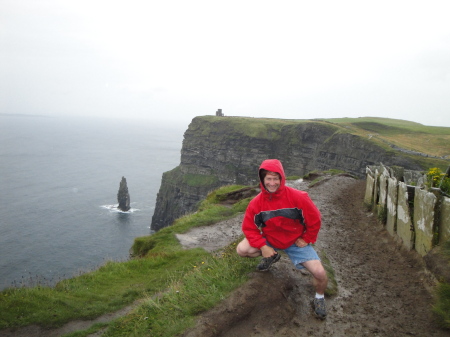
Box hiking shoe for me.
[313,298,327,319]
[256,253,281,271]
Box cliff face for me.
[151,116,424,231]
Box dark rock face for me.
[117,176,130,212]
[150,116,428,231]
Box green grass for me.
[377,204,388,224]
[433,241,450,328]
[205,184,248,203]
[308,177,324,187]
[183,173,218,187]
[319,250,337,297]
[434,281,450,329]
[0,250,210,329]
[442,241,450,257]
[196,115,312,140]
[320,116,449,133]
[0,185,254,332]
[319,116,450,159]
[350,121,412,135]
[324,169,347,175]
[102,243,255,337]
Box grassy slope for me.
[318,116,450,158]
[0,186,256,336]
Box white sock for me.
[315,293,324,299]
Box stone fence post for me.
[365,164,449,257]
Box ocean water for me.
[0,115,186,290]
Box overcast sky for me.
[1,0,450,126]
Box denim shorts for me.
[268,242,320,270]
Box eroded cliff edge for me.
[151,116,434,231]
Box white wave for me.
[100,204,139,213]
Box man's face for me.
[264,172,281,193]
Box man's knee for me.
[236,238,260,257]
[315,266,328,282]
[304,260,327,281]
[236,241,246,257]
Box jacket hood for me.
[258,159,286,194]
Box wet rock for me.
[117,176,130,212]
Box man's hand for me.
[295,237,308,248]
[260,245,277,258]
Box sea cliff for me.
[151,116,435,231]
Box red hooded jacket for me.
[242,159,322,249]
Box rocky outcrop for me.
[117,176,130,212]
[150,116,431,231]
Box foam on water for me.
[100,204,139,213]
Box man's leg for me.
[302,259,328,295]
[236,238,281,271]
[302,259,328,319]
[236,238,262,257]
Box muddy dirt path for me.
[181,176,449,337]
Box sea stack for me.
[117,176,130,211]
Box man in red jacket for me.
[236,159,328,319]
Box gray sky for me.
[1,0,450,126]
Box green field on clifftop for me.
[198,115,450,166]
[319,116,450,158]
